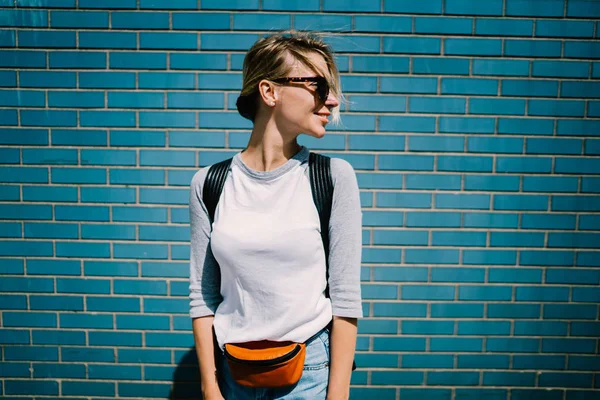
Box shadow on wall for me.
[169,349,202,400]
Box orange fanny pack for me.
[223,341,307,388]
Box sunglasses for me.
[271,76,330,102]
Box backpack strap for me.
[202,157,233,225]
[308,152,334,279]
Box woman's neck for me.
[241,120,301,172]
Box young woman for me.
[188,31,363,400]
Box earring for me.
[270,102,275,106]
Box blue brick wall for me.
[1,1,599,399]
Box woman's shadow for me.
[169,348,202,400]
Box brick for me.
[494,194,548,211]
[201,33,259,51]
[109,169,164,185]
[140,32,198,50]
[548,233,600,249]
[580,215,600,231]
[354,353,398,368]
[468,137,523,154]
[60,313,113,329]
[61,347,113,363]
[496,156,553,173]
[0,9,48,27]
[0,329,30,344]
[403,320,454,335]
[379,116,435,132]
[540,372,593,388]
[114,279,167,295]
[32,363,85,379]
[25,222,78,240]
[116,315,170,331]
[354,16,411,33]
[0,89,45,108]
[431,267,485,283]
[111,11,168,29]
[409,97,465,114]
[401,285,455,300]
[0,185,20,201]
[473,59,530,77]
[56,242,110,258]
[140,72,196,90]
[520,250,575,266]
[30,295,83,311]
[349,95,406,113]
[140,150,195,167]
[80,71,135,89]
[5,380,58,396]
[521,213,576,230]
[543,338,596,354]
[48,91,104,108]
[80,31,136,49]
[81,187,136,204]
[52,129,107,147]
[19,30,75,48]
[405,249,459,265]
[373,302,426,318]
[475,18,534,36]
[0,295,27,310]
[442,78,498,96]
[429,371,480,386]
[415,17,472,34]
[557,119,600,136]
[565,41,600,59]
[21,110,76,127]
[110,52,167,70]
[445,38,502,56]
[113,206,168,223]
[483,372,536,387]
[0,29,15,47]
[457,357,510,371]
[402,354,453,369]
[114,243,168,259]
[84,261,137,277]
[487,338,539,353]
[470,98,525,115]
[438,155,493,172]
[378,155,433,171]
[412,57,470,75]
[383,0,441,13]
[371,370,424,385]
[439,116,496,134]
[431,337,483,352]
[502,80,558,98]
[488,304,540,319]
[89,331,142,346]
[516,286,569,302]
[111,130,166,147]
[18,0,76,7]
[459,285,512,301]
[80,223,136,240]
[0,70,16,87]
[547,268,600,285]
[589,103,600,119]
[515,321,568,336]
[139,225,189,242]
[433,231,487,247]
[48,51,105,69]
[0,362,30,378]
[140,111,196,128]
[0,204,51,220]
[55,205,109,221]
[556,157,600,175]
[406,211,461,227]
[233,13,291,30]
[348,134,405,152]
[568,0,600,17]
[431,303,483,318]
[50,10,108,28]
[3,312,56,328]
[140,188,188,205]
[505,39,562,58]
[506,0,564,16]
[0,240,53,257]
[5,346,58,361]
[527,137,583,155]
[171,54,227,71]
[533,61,589,79]
[62,381,115,397]
[168,92,224,110]
[57,278,110,294]
[0,222,21,238]
[27,258,81,275]
[371,266,427,281]
[544,304,597,320]
[80,110,136,128]
[88,364,141,380]
[172,12,229,30]
[405,174,461,190]
[376,192,431,208]
[262,0,318,10]
[0,50,46,68]
[325,35,380,53]
[498,118,555,136]
[383,37,440,55]
[170,208,189,223]
[342,75,378,92]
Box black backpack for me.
[202,152,334,282]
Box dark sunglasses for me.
[271,76,330,102]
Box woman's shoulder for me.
[329,157,358,187]
[189,166,212,195]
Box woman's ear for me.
[258,79,277,107]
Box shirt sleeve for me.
[327,158,363,318]
[188,167,223,319]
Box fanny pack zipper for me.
[224,344,302,366]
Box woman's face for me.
[273,52,339,139]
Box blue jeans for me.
[217,328,330,400]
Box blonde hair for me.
[236,30,343,125]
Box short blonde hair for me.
[236,30,343,125]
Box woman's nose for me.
[325,92,339,108]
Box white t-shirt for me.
[189,146,362,350]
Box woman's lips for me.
[315,114,329,124]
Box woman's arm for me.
[192,316,223,400]
[327,316,358,400]
[325,159,364,400]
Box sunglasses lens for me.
[318,79,329,101]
